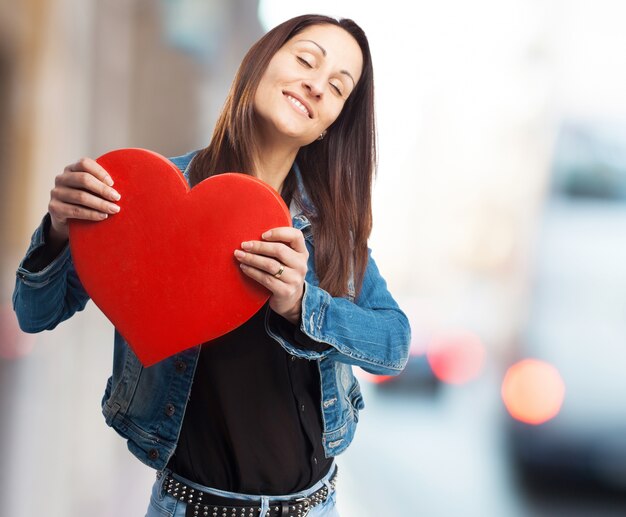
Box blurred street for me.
[340,380,626,517]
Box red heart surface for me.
[68,148,291,366]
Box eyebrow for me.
[296,39,356,87]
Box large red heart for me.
[68,148,291,366]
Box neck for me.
[252,139,299,194]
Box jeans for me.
[145,463,340,517]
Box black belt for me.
[160,467,338,517]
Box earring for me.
[317,130,327,141]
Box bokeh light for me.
[501,359,566,425]
[426,330,486,385]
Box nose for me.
[302,78,324,99]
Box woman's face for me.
[254,24,363,148]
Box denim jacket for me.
[12,150,411,470]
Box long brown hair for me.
[188,14,376,298]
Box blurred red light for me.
[426,330,485,385]
[501,359,565,425]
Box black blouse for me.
[166,303,334,494]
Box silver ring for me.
[273,263,285,278]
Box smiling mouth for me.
[283,92,312,118]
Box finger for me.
[49,198,110,222]
[239,264,303,305]
[240,240,299,267]
[234,249,290,279]
[261,227,307,253]
[239,263,280,293]
[67,157,114,186]
[60,171,121,202]
[53,186,121,215]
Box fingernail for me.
[100,213,108,219]
[110,205,120,213]
[262,231,271,239]
[105,176,114,186]
[234,250,245,258]
[239,264,247,270]
[111,190,121,201]
[241,241,252,250]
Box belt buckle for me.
[294,496,311,517]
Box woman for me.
[13,14,411,517]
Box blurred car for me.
[505,120,626,491]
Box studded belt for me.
[161,467,338,517]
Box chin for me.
[272,124,314,145]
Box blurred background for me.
[2,0,626,515]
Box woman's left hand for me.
[234,227,308,324]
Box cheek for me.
[255,64,282,100]
[322,102,346,127]
[259,55,291,90]
[254,78,279,115]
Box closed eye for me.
[330,83,343,96]
[297,56,313,68]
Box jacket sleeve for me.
[266,309,332,353]
[266,248,411,376]
[12,214,90,333]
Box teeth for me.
[286,95,310,117]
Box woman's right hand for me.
[48,157,121,244]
